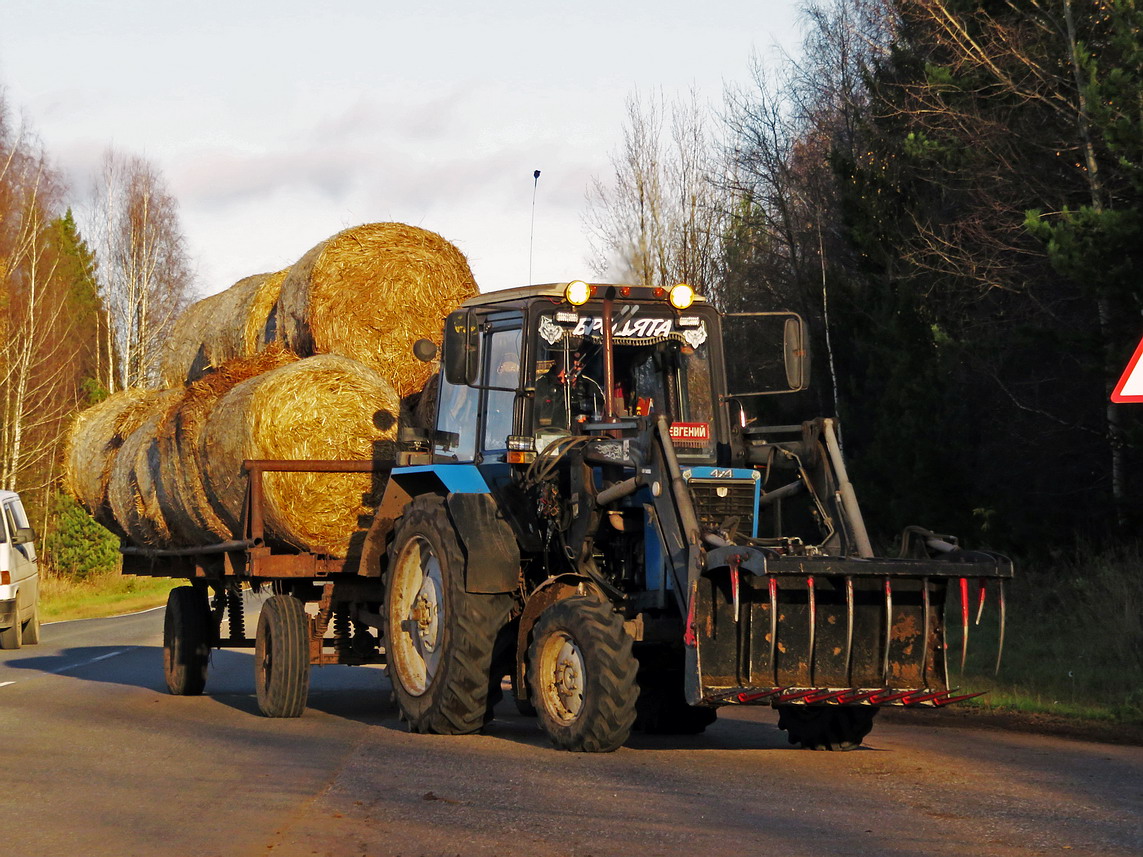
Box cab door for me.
[478,317,523,461]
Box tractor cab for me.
[427,281,804,470]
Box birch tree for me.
[87,150,194,390]
[585,89,727,293]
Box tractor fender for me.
[514,573,605,704]
[359,465,493,579]
[444,493,521,594]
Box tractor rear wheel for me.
[385,496,513,734]
[163,585,213,695]
[528,596,638,752]
[777,705,877,750]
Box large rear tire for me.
[163,586,212,695]
[385,496,513,734]
[777,705,877,750]
[528,596,638,752]
[255,593,311,718]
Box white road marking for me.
[50,649,130,674]
[0,648,132,689]
[42,604,165,626]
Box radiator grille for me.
[688,479,757,537]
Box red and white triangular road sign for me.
[1112,334,1143,402]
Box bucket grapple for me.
[688,549,1011,708]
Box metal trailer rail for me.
[121,460,394,668]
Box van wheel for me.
[0,609,22,650]
[22,602,40,646]
[164,586,212,695]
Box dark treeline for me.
[591,0,1143,556]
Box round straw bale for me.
[276,223,477,397]
[200,355,401,557]
[160,270,288,387]
[107,391,181,547]
[64,388,173,536]
[154,343,299,545]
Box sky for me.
[0,0,802,297]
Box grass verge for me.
[942,540,1143,732]
[40,572,180,623]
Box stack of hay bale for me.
[65,223,477,558]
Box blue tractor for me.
[364,281,1012,751]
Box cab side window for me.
[481,326,521,453]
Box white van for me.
[0,490,40,648]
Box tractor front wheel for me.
[528,596,638,752]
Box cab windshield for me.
[532,309,715,458]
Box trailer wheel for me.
[528,596,638,752]
[385,496,513,735]
[255,593,311,718]
[164,586,212,695]
[777,705,877,750]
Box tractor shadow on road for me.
[6,646,879,752]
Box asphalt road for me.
[2,597,1140,857]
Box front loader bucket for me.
[684,546,1012,708]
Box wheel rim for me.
[538,630,585,722]
[389,535,444,696]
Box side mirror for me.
[443,309,481,386]
[783,316,809,391]
[724,311,811,396]
[13,526,36,546]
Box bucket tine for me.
[975,580,987,626]
[730,557,741,624]
[995,579,1007,676]
[844,576,854,685]
[959,577,969,672]
[768,575,778,683]
[807,576,816,684]
[882,578,893,685]
[920,577,931,685]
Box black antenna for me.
[529,169,541,284]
